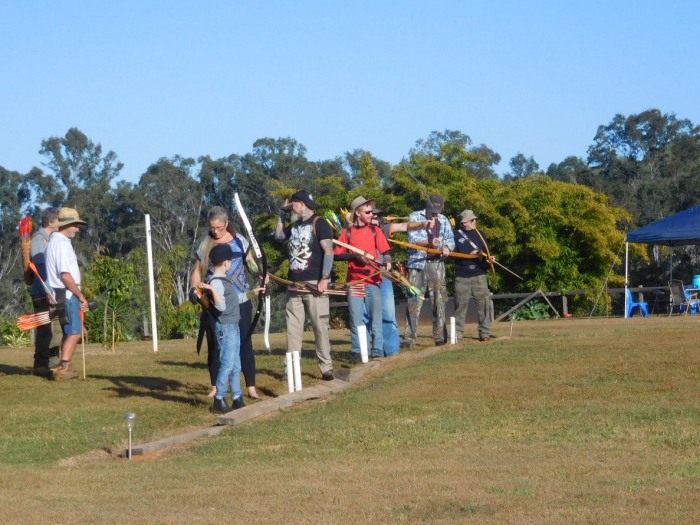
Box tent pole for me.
[624,242,629,319]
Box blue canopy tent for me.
[624,204,700,317]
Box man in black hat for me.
[403,194,455,347]
[275,190,335,380]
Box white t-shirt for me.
[45,232,81,300]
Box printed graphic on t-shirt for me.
[289,223,314,272]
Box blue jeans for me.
[349,283,383,356]
[380,279,400,356]
[214,322,242,400]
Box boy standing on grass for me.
[199,244,263,414]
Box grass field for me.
[1,316,699,524]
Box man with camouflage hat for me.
[403,194,455,347]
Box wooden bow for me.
[387,238,479,259]
[332,239,421,297]
[474,227,496,276]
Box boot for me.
[232,396,246,410]
[212,397,232,414]
[52,361,78,381]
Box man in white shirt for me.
[45,207,89,381]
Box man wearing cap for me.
[28,207,62,376]
[45,207,89,381]
[275,190,335,380]
[404,194,455,347]
[454,209,495,341]
[334,196,392,361]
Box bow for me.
[474,227,496,276]
[332,239,421,297]
[234,192,270,352]
[387,238,479,259]
[268,272,350,296]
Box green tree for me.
[38,128,124,258]
[506,153,540,179]
[0,167,34,316]
[487,175,630,296]
[135,157,204,305]
[586,109,700,225]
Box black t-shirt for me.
[285,215,333,282]
[454,228,489,278]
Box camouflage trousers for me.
[454,274,492,339]
[404,261,448,344]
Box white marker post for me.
[292,350,302,392]
[145,214,158,353]
[450,317,456,344]
[357,325,369,363]
[285,352,295,393]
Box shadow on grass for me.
[157,360,208,370]
[0,363,31,376]
[89,374,201,405]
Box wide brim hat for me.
[57,207,87,227]
[459,209,478,223]
[350,196,375,217]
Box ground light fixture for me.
[124,412,137,459]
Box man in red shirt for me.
[334,196,392,361]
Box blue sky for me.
[2,1,698,184]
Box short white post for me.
[357,325,369,363]
[285,352,294,393]
[450,317,456,344]
[292,350,302,391]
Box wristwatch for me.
[321,273,331,280]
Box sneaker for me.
[52,362,78,381]
[232,396,246,410]
[321,371,335,381]
[434,339,446,346]
[479,335,491,342]
[213,397,232,414]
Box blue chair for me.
[626,288,649,317]
[669,280,699,316]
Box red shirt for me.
[334,225,391,285]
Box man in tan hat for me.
[275,190,336,380]
[45,207,89,380]
[334,196,392,361]
[28,208,61,376]
[404,194,455,347]
[453,209,495,341]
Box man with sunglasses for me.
[334,196,392,362]
[453,209,495,341]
